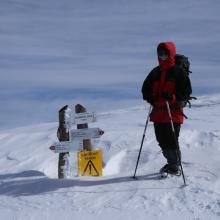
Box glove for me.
[147,96,154,105]
[162,92,175,101]
[143,95,154,105]
[142,94,147,101]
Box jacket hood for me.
[157,42,176,69]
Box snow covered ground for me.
[0,95,220,220]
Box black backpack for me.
[175,54,196,108]
[175,54,191,75]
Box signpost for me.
[70,128,104,140]
[50,141,79,153]
[63,111,96,128]
[50,104,104,178]
[74,112,96,124]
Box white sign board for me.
[70,128,104,140]
[50,141,82,153]
[73,112,96,124]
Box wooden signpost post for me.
[57,105,70,179]
[75,104,92,151]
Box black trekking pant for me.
[154,123,181,167]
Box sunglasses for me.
[158,50,169,60]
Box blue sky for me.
[1,0,220,129]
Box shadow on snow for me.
[0,170,180,197]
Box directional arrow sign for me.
[70,128,104,140]
[50,141,80,153]
[73,112,96,125]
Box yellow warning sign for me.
[77,149,102,176]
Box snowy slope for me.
[0,95,220,220]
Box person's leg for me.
[154,123,181,173]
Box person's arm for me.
[142,69,155,105]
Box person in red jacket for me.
[142,42,192,175]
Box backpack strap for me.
[187,96,197,108]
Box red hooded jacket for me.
[142,42,191,124]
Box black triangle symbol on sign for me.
[83,160,99,176]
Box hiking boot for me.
[160,164,170,173]
[160,164,181,176]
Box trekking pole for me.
[132,105,152,179]
[165,101,187,186]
